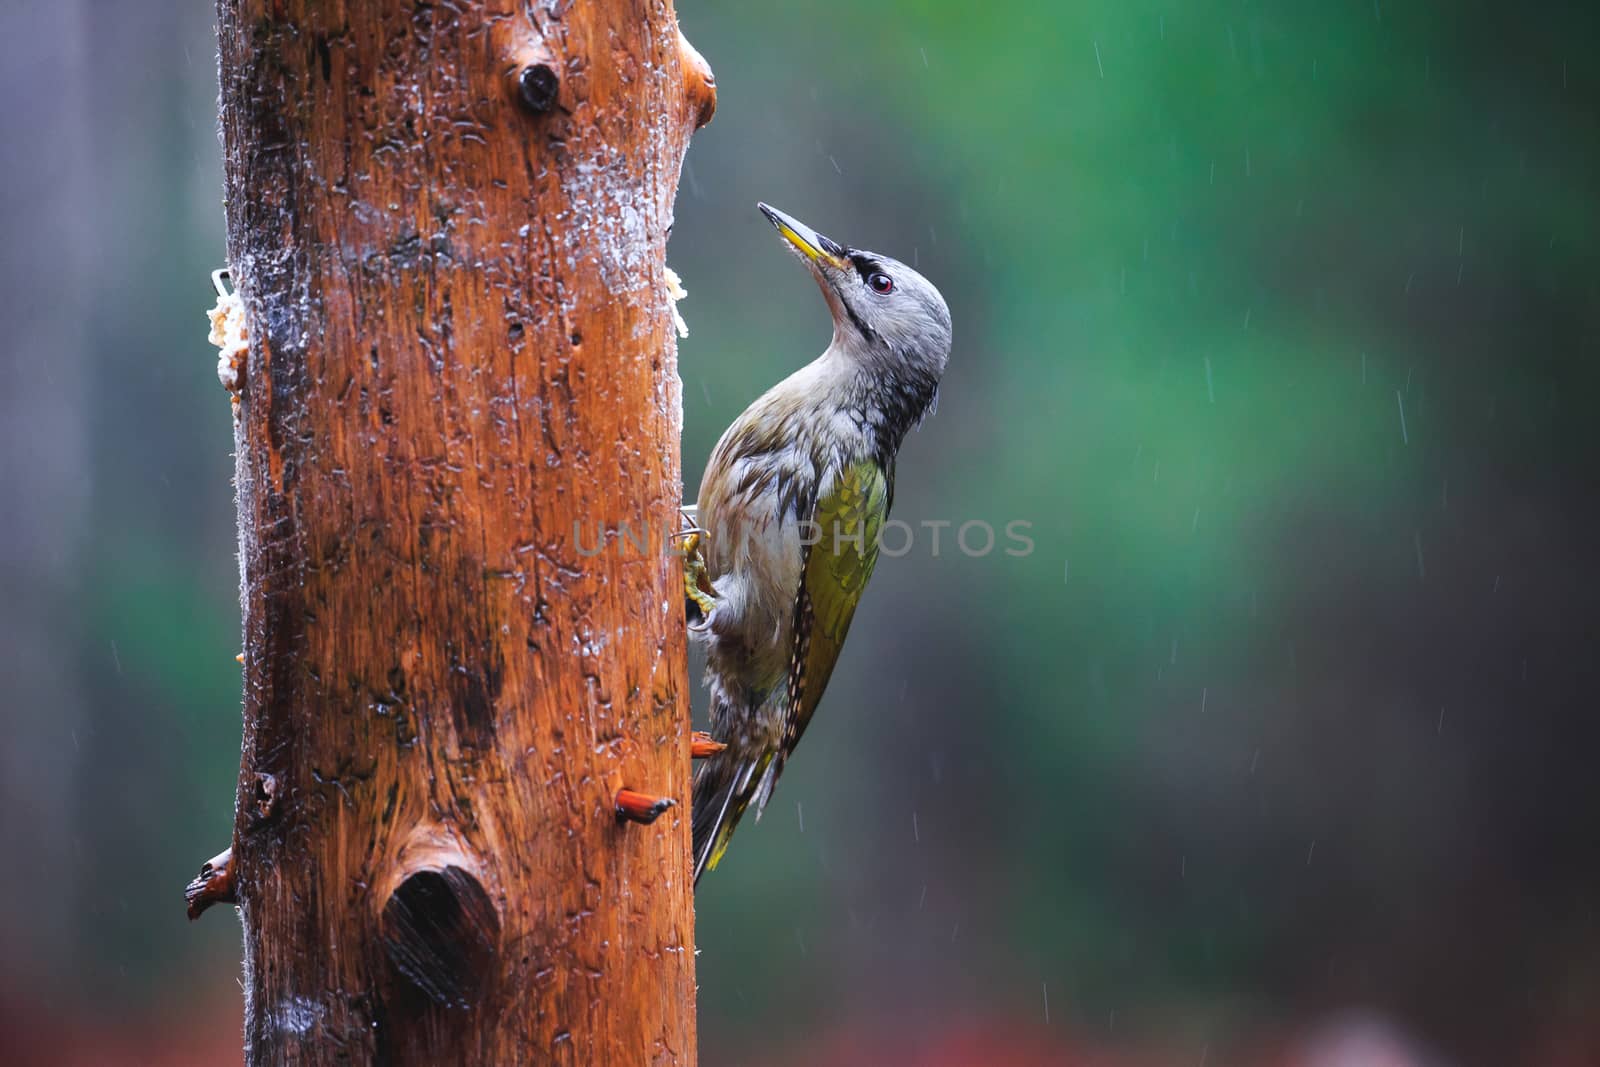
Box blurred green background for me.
[2,1,1596,1064]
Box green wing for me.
[782,459,891,758]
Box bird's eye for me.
[868,272,894,294]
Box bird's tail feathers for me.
[691,743,780,884]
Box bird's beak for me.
[758,203,849,271]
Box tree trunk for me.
[210,2,714,1062]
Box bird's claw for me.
[680,529,717,623]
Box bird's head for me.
[758,203,951,380]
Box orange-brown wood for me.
[690,731,728,758]
[213,1,713,1061]
[615,788,679,825]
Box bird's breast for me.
[697,450,833,694]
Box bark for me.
[210,2,713,1062]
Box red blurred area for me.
[0,988,242,1067]
[762,1023,1150,1067]
[6,989,1596,1065]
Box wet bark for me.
[212,2,713,1062]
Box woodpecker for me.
[685,203,952,882]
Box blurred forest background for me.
[2,1,1597,1065]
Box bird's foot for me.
[691,731,727,758]
[679,528,717,624]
